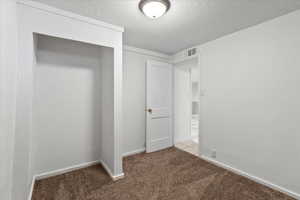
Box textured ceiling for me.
[32,0,300,54]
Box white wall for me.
[33,35,110,175]
[197,10,300,196]
[100,47,115,173]
[122,49,170,156]
[0,0,17,199]
[0,1,7,198]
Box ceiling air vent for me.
[187,48,197,56]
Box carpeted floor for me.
[32,147,295,200]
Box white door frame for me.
[172,55,202,156]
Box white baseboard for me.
[27,176,36,200]
[27,159,123,199]
[123,148,146,157]
[100,160,124,181]
[35,160,101,180]
[201,155,300,200]
[28,159,124,199]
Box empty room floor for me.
[32,148,295,200]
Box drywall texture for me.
[0,0,17,200]
[122,50,168,155]
[33,35,113,175]
[199,10,300,196]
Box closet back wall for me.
[33,35,106,175]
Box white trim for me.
[124,45,171,60]
[201,156,300,200]
[197,55,202,157]
[35,160,101,180]
[172,54,199,64]
[17,0,124,32]
[100,160,125,181]
[114,45,124,177]
[27,176,36,200]
[123,148,146,157]
[27,160,123,200]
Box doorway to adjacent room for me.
[174,57,200,156]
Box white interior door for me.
[146,60,173,153]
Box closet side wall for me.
[100,47,115,173]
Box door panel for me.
[146,60,173,153]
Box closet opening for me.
[32,34,115,176]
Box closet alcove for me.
[13,1,124,199]
[33,34,114,175]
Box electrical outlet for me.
[212,149,217,158]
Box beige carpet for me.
[32,147,295,200]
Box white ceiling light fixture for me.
[139,0,171,19]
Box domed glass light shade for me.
[139,0,171,19]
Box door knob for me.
[146,108,152,113]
